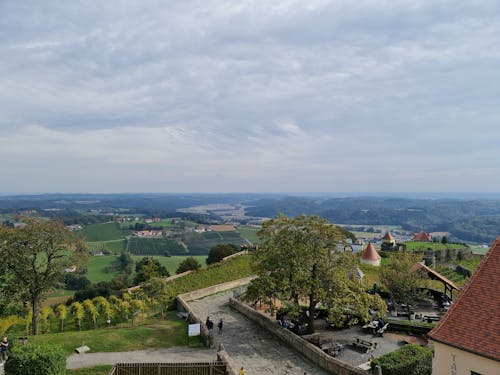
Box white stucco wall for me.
[432,341,499,375]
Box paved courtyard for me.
[188,290,330,375]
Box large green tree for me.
[176,256,201,274]
[134,257,169,285]
[206,243,238,265]
[245,214,385,333]
[380,252,428,317]
[0,219,87,334]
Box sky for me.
[1,0,500,194]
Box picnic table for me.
[422,312,440,322]
[352,337,377,353]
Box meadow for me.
[79,222,125,242]
[87,255,208,283]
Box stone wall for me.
[229,297,367,375]
[217,344,240,375]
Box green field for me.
[128,237,186,256]
[237,225,260,244]
[183,231,247,254]
[87,239,127,254]
[86,255,208,283]
[404,241,468,252]
[80,222,125,242]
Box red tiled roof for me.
[382,232,395,241]
[361,243,381,261]
[428,238,500,361]
[410,262,459,291]
[412,231,431,241]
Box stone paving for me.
[187,290,330,375]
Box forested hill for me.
[244,196,500,243]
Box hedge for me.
[371,344,432,375]
[5,343,66,375]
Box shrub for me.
[371,344,432,375]
[5,343,66,375]
[206,243,238,265]
[176,257,201,274]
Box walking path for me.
[188,290,329,375]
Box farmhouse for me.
[412,230,431,241]
[132,230,163,238]
[428,238,500,375]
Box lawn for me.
[16,312,202,355]
[87,255,207,283]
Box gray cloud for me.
[0,0,499,192]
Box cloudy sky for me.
[1,0,499,193]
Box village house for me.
[428,238,500,375]
[132,230,163,238]
[412,230,432,241]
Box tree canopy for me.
[0,218,87,334]
[176,256,201,274]
[134,257,169,285]
[206,243,238,265]
[244,214,385,333]
[380,252,428,315]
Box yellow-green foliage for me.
[0,315,25,335]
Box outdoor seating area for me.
[301,323,404,368]
[352,337,377,352]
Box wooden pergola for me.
[410,262,459,300]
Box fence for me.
[108,362,227,375]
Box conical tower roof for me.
[362,243,381,261]
[382,232,395,241]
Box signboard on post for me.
[188,323,201,337]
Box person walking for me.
[239,367,245,375]
[217,318,223,335]
[0,337,8,363]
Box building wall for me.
[432,341,500,375]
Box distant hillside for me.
[245,197,500,243]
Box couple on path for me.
[206,317,223,335]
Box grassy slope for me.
[166,254,253,295]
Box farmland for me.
[79,222,124,241]
[78,219,252,257]
[86,255,208,283]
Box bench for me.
[320,342,344,357]
[422,313,440,322]
[352,337,377,353]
